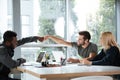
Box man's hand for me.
[17,58,26,64]
[80,59,92,65]
[44,35,50,41]
[38,37,44,42]
[67,58,80,63]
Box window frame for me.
[12,0,119,58]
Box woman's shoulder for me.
[111,46,119,49]
[109,46,120,52]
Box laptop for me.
[36,51,46,62]
[52,51,65,63]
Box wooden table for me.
[17,63,120,80]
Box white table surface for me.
[17,63,120,80]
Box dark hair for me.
[3,30,17,43]
[79,31,91,41]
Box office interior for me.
[0,0,120,80]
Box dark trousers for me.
[0,77,20,80]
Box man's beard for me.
[77,41,85,46]
[81,42,85,45]
[9,43,15,49]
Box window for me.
[69,0,116,44]
[22,15,30,25]
[20,0,116,62]
[0,0,117,79]
[20,0,66,62]
[0,0,13,42]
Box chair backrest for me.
[71,76,113,80]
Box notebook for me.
[52,51,65,62]
[36,51,46,62]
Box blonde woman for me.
[81,31,120,66]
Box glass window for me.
[0,0,13,42]
[68,0,116,44]
[21,47,40,62]
[21,0,65,38]
[20,0,116,62]
[22,15,30,25]
[20,0,66,62]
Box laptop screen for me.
[52,51,65,62]
[36,51,46,62]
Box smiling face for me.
[77,35,86,46]
[77,31,91,46]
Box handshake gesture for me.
[37,37,44,42]
[37,35,51,42]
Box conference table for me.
[17,63,120,80]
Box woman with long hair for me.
[81,31,120,66]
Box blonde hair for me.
[100,32,118,49]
